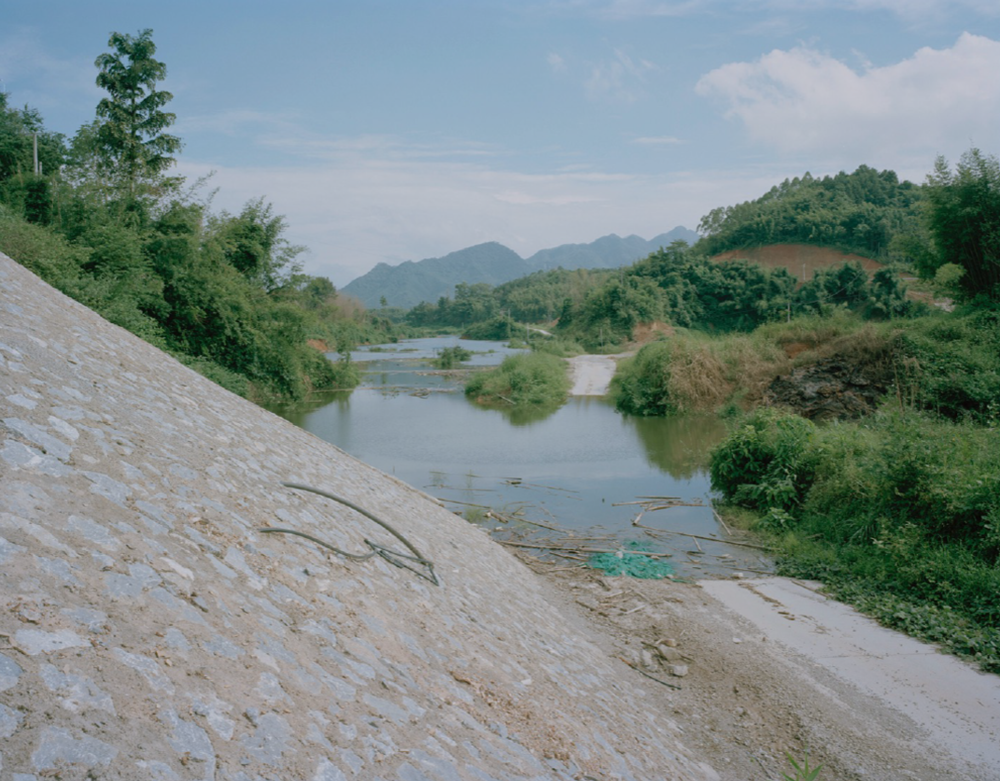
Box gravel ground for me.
[517,555,1000,781]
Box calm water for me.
[270,337,767,576]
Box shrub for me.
[530,336,584,357]
[804,411,1000,550]
[611,342,676,416]
[435,345,472,369]
[709,408,817,515]
[895,312,1000,422]
[326,354,360,389]
[463,315,517,341]
[465,352,569,408]
[0,209,92,301]
[612,334,789,416]
[172,353,250,397]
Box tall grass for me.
[530,336,585,357]
[610,312,981,420]
[611,329,789,415]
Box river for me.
[268,336,769,577]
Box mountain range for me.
[341,227,699,309]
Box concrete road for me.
[701,576,1000,775]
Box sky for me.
[2,1,999,287]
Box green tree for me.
[695,165,923,260]
[868,268,911,319]
[297,276,337,311]
[0,95,66,222]
[451,282,497,325]
[212,198,304,292]
[923,148,1000,300]
[794,261,871,315]
[94,29,181,206]
[0,97,66,180]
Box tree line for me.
[408,241,917,352]
[4,28,997,398]
[0,29,395,401]
[407,148,1000,352]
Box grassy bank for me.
[610,308,1000,671]
[611,308,1000,421]
[610,312,884,416]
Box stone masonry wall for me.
[0,253,718,781]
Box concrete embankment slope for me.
[0,252,718,781]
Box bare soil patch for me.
[712,244,884,282]
[631,320,675,346]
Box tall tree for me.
[94,29,181,206]
[924,148,1000,300]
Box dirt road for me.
[567,353,628,396]
[524,561,1000,781]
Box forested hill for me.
[342,228,698,308]
[696,165,924,259]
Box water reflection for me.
[625,414,729,479]
[266,337,759,576]
[481,399,563,426]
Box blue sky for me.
[3,1,998,286]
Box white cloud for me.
[585,48,658,102]
[696,33,1000,167]
[631,135,684,145]
[175,149,756,287]
[548,52,567,72]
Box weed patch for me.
[465,352,570,409]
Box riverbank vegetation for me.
[711,405,1000,672]
[702,148,1000,672]
[395,165,927,355]
[464,352,570,413]
[434,345,472,369]
[404,269,613,334]
[0,30,395,403]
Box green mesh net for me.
[587,541,674,579]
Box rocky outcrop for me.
[765,358,890,421]
[0,251,717,780]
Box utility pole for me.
[33,133,39,175]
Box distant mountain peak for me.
[341,227,698,308]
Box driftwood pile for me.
[439,492,775,578]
